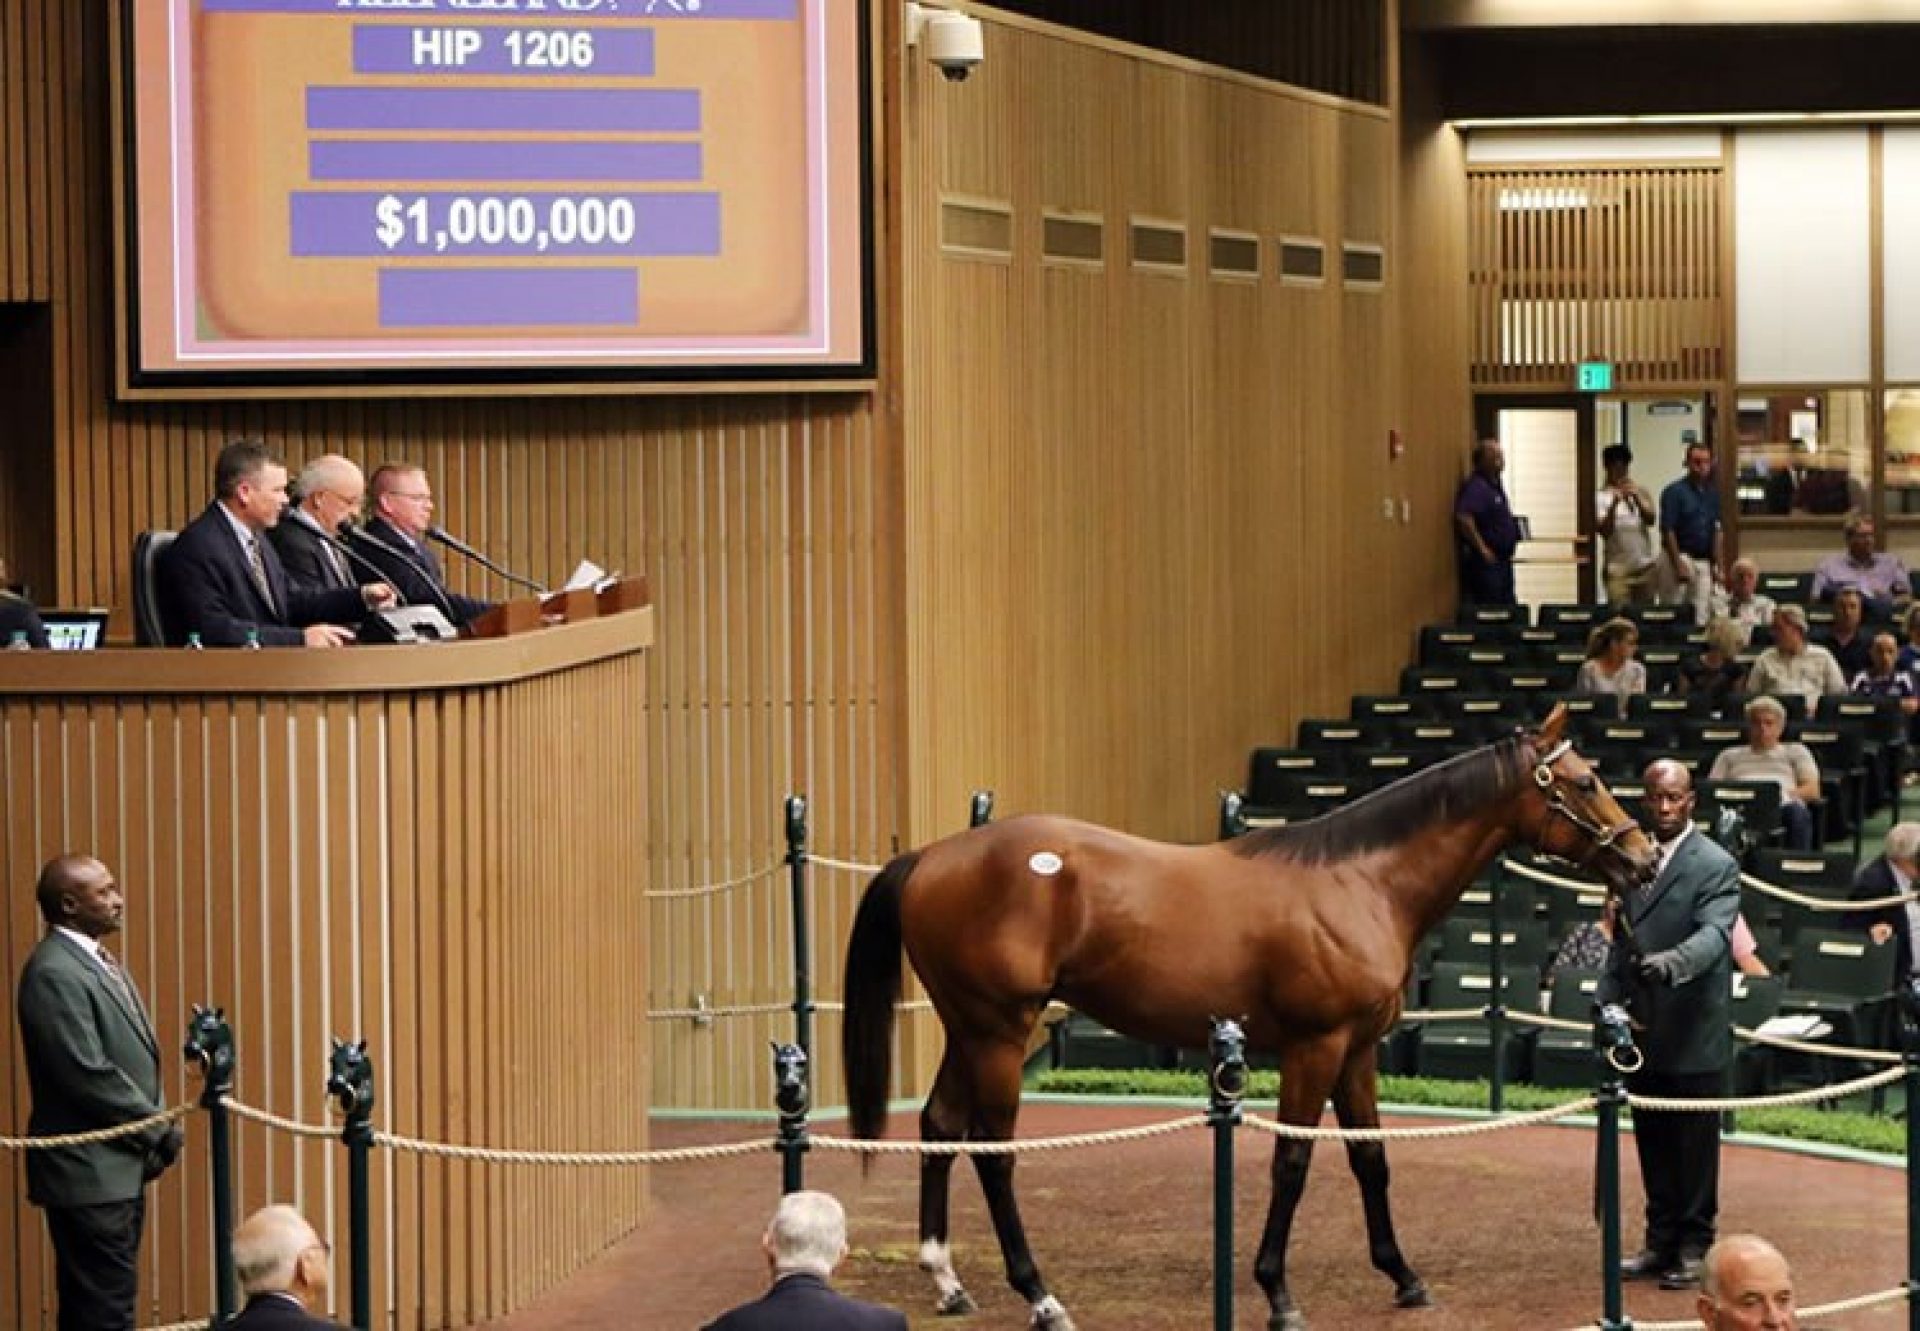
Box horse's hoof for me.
[1395,1281,1433,1310]
[1030,1295,1077,1331]
[1269,1311,1309,1331]
[936,1289,978,1316]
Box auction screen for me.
[119,0,872,390]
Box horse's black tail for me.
[843,849,920,1143]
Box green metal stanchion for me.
[785,795,814,1066]
[970,790,994,827]
[1218,791,1245,841]
[1488,860,1507,1115]
[774,1042,811,1194]
[1207,1018,1248,1331]
[185,1006,237,1327]
[1900,979,1920,1331]
[1594,1002,1640,1331]
[327,1038,377,1331]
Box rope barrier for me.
[807,853,886,876]
[1610,1282,1913,1331]
[1398,1006,1496,1023]
[1243,1097,1597,1143]
[812,1115,1209,1156]
[1627,1064,1905,1113]
[372,1130,775,1166]
[136,1318,212,1331]
[1506,1010,1592,1033]
[221,1098,340,1141]
[1501,858,1604,894]
[1739,871,1915,912]
[650,1000,793,1021]
[0,1103,193,1150]
[643,862,785,901]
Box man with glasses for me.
[349,463,494,629]
[267,455,368,597]
[227,1204,350,1328]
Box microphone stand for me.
[427,527,547,595]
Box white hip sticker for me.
[1028,851,1063,876]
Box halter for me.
[1529,738,1641,870]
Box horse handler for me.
[1600,759,1742,1291]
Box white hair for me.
[766,1190,848,1279]
[294,454,361,501]
[232,1204,319,1296]
[1887,822,1920,864]
[1744,695,1786,723]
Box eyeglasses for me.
[389,492,434,504]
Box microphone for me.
[324,528,409,605]
[426,527,547,595]
[346,523,461,622]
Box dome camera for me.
[925,11,984,82]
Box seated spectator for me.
[1811,513,1911,619]
[1845,821,1920,982]
[1898,603,1920,676]
[1709,695,1821,850]
[0,556,48,649]
[1708,557,1776,648]
[1818,587,1873,681]
[1745,606,1846,710]
[228,1203,350,1329]
[702,1191,908,1331]
[1575,616,1647,715]
[1676,616,1749,707]
[1850,631,1919,716]
[1696,1233,1800,1331]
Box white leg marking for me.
[1031,1293,1069,1327]
[919,1238,964,1300]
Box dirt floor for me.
[477,1100,1909,1330]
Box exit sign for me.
[1577,361,1614,392]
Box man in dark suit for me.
[267,454,367,599]
[1602,759,1742,1293]
[1844,821,1920,980]
[348,463,493,629]
[702,1191,907,1331]
[227,1204,351,1329]
[157,439,393,647]
[17,854,184,1330]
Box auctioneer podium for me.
[0,592,653,1330]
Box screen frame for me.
[110,0,879,399]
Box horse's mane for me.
[1231,736,1531,866]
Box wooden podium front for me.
[0,606,654,1330]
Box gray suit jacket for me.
[1598,830,1742,1075]
[16,931,167,1207]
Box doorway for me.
[1474,395,1594,606]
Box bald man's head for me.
[232,1204,331,1308]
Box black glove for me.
[1636,949,1681,986]
[142,1123,184,1180]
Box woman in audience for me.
[1575,616,1646,715]
[1675,615,1748,706]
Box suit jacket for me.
[1598,830,1742,1075]
[226,1293,352,1330]
[702,1273,908,1331]
[16,931,167,1207]
[347,517,492,628]
[1845,855,1914,979]
[266,508,354,598]
[0,591,49,648]
[158,505,366,646]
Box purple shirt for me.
[1454,472,1520,560]
[1813,551,1911,603]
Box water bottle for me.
[244,627,262,650]
[6,630,29,651]
[185,632,205,650]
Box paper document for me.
[562,559,616,592]
[1752,1014,1833,1041]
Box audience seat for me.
[132,530,178,647]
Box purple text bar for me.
[202,0,799,19]
[308,86,699,132]
[289,190,721,258]
[310,140,701,183]
[353,25,654,76]
[379,267,639,328]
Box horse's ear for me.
[1537,702,1569,746]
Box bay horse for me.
[841,705,1656,1331]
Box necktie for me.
[246,537,279,615]
[97,948,140,1016]
[323,538,349,587]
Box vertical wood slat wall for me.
[0,1,899,1114]
[0,650,650,1330]
[899,10,1466,862]
[1467,166,1725,388]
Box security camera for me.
[925,11,984,82]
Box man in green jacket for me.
[16,855,183,1330]
[1602,760,1741,1293]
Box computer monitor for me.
[40,609,109,651]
